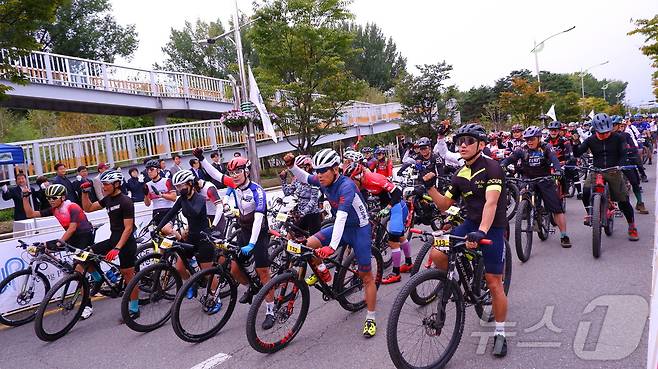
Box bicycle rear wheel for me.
[171,266,237,343]
[604,202,615,236]
[591,194,603,258]
[514,199,533,262]
[246,271,310,353]
[34,273,88,341]
[386,269,465,369]
[121,263,182,332]
[334,246,383,312]
[506,182,519,221]
[0,268,50,327]
[537,207,550,241]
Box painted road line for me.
[190,353,231,369]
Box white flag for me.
[588,109,595,119]
[248,65,277,143]
[546,104,557,121]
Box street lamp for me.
[194,1,262,181]
[530,26,576,92]
[579,61,609,98]
[601,82,610,102]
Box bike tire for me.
[514,199,533,262]
[268,242,288,276]
[135,242,156,261]
[409,240,441,305]
[506,182,519,221]
[604,203,614,237]
[386,269,465,369]
[591,194,603,258]
[171,266,238,343]
[34,272,88,341]
[0,268,51,327]
[375,224,393,269]
[135,252,163,273]
[121,263,182,332]
[245,271,310,353]
[334,246,383,312]
[473,240,512,322]
[537,207,550,241]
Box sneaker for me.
[636,202,649,214]
[399,263,413,273]
[492,334,508,357]
[560,236,572,248]
[186,285,197,300]
[239,288,253,304]
[81,306,93,320]
[583,216,591,226]
[207,301,223,315]
[628,227,639,241]
[262,314,275,330]
[363,319,376,338]
[382,273,401,284]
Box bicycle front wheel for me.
[386,269,465,369]
[246,271,310,353]
[514,199,533,262]
[171,266,237,343]
[0,268,51,327]
[334,246,383,312]
[409,240,440,305]
[591,194,603,258]
[34,272,88,341]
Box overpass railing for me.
[6,102,402,178]
[0,49,235,103]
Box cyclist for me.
[625,118,649,182]
[343,150,366,169]
[195,149,276,329]
[400,137,444,188]
[545,121,573,198]
[573,113,639,241]
[22,184,97,319]
[143,159,177,235]
[612,117,648,214]
[578,119,593,140]
[195,175,225,231]
[361,147,377,171]
[424,123,510,357]
[344,162,412,284]
[80,170,140,320]
[373,147,393,177]
[286,149,378,338]
[280,154,322,236]
[507,124,526,151]
[502,126,572,248]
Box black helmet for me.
[415,137,431,147]
[591,113,613,133]
[145,159,160,169]
[454,123,488,142]
[547,120,562,130]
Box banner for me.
[248,65,277,143]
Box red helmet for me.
[344,162,364,179]
[227,157,250,171]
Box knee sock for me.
[129,299,139,313]
[391,248,401,269]
[495,321,506,336]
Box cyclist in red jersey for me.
[344,162,412,284]
[373,147,393,177]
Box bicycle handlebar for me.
[409,228,492,245]
[563,165,636,172]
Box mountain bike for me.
[510,176,556,262]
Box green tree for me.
[493,69,533,95]
[498,77,547,124]
[546,91,580,123]
[342,22,406,91]
[460,85,496,122]
[250,0,366,153]
[578,96,609,114]
[539,71,576,94]
[0,0,61,98]
[628,15,658,99]
[35,0,138,62]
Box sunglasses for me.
[46,196,61,201]
[228,169,244,176]
[456,136,478,146]
[316,167,332,174]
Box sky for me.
[111,0,658,106]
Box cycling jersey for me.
[502,143,562,178]
[360,170,402,206]
[158,192,209,236]
[574,132,627,169]
[146,177,175,210]
[445,154,508,228]
[95,193,137,268]
[40,200,93,233]
[545,137,572,162]
[373,159,393,177]
[197,180,221,217]
[366,158,377,171]
[281,177,321,216]
[507,138,526,151]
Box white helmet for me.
[343,150,364,162]
[312,149,340,170]
[172,169,196,186]
[99,170,123,184]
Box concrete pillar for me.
[153,112,167,126]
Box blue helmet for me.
[375,147,386,154]
[591,113,613,133]
[547,120,561,130]
[611,115,623,125]
[523,126,543,138]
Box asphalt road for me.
[1,167,654,369]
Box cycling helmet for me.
[99,170,123,184]
[45,184,66,198]
[343,162,364,179]
[295,155,312,167]
[501,131,510,138]
[375,147,387,154]
[145,159,160,169]
[361,147,373,153]
[415,137,431,147]
[227,157,251,171]
[547,120,561,130]
[489,132,499,141]
[511,124,523,132]
[172,169,196,186]
[591,113,613,133]
[312,148,341,170]
[611,115,623,125]
[523,126,543,138]
[454,123,488,142]
[344,150,364,162]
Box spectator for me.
[140,158,151,183]
[92,162,109,201]
[189,158,207,180]
[72,166,97,204]
[51,163,79,205]
[170,154,183,174]
[1,173,30,221]
[31,176,51,211]
[123,168,145,203]
[210,152,227,174]
[159,159,172,179]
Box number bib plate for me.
[286,241,301,254]
[276,212,288,222]
[433,235,450,250]
[446,206,460,216]
[160,238,174,250]
[73,251,89,262]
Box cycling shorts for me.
[387,201,409,236]
[584,170,628,203]
[92,233,137,269]
[314,224,372,273]
[534,180,563,214]
[451,219,505,275]
[237,229,270,268]
[185,233,216,264]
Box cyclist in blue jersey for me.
[285,149,378,338]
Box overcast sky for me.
[112,0,657,106]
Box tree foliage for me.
[628,15,658,98]
[250,0,365,153]
[34,0,138,63]
[498,78,547,124]
[459,85,496,122]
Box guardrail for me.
[6,102,402,178]
[0,49,235,102]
